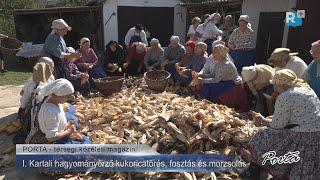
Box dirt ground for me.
[0,85,50,179]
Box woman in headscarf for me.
[228,15,256,73]
[144,38,164,70]
[14,58,55,144]
[195,14,211,44]
[268,48,307,78]
[248,69,320,179]
[304,40,320,97]
[123,42,147,76]
[161,36,186,76]
[104,40,125,76]
[76,37,106,86]
[187,17,202,42]
[220,15,237,43]
[192,44,249,110]
[28,79,90,144]
[176,42,207,86]
[40,19,81,79]
[65,53,90,96]
[201,13,223,55]
[242,64,274,116]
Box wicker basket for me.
[144,70,171,92]
[0,37,23,55]
[94,76,124,96]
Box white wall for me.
[102,0,186,47]
[103,0,118,46]
[241,0,297,46]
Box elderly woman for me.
[175,41,196,84]
[228,15,255,73]
[34,79,90,144]
[104,41,125,76]
[248,69,320,179]
[268,48,307,78]
[305,40,320,97]
[176,42,207,86]
[40,19,81,79]
[192,44,248,110]
[123,42,147,76]
[187,17,202,42]
[242,64,274,116]
[76,37,106,86]
[124,24,148,47]
[195,14,211,44]
[202,13,223,55]
[14,58,55,144]
[65,54,90,96]
[161,36,186,75]
[144,38,164,70]
[220,15,237,43]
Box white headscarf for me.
[170,36,180,43]
[36,79,74,102]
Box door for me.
[117,6,174,47]
[256,12,285,64]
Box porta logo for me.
[285,10,305,27]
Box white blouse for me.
[38,103,67,138]
[274,56,307,78]
[187,25,197,41]
[201,21,222,41]
[20,75,55,108]
[270,86,320,132]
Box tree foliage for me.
[0,0,90,36]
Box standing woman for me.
[144,38,164,70]
[305,40,320,97]
[104,41,125,76]
[201,13,223,55]
[249,69,320,179]
[220,15,237,43]
[228,15,255,73]
[187,17,202,42]
[40,19,81,79]
[76,37,106,86]
[192,44,248,110]
[124,24,148,47]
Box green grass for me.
[0,54,33,86]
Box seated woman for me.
[248,69,320,179]
[175,41,195,84]
[34,79,90,144]
[192,44,248,110]
[14,58,55,144]
[228,15,255,73]
[161,36,186,75]
[242,64,274,116]
[176,42,207,86]
[305,40,320,97]
[144,38,164,71]
[76,37,106,86]
[104,41,125,76]
[65,54,90,96]
[123,42,147,77]
[268,48,307,78]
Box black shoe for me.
[0,69,8,73]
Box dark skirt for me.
[88,65,106,86]
[204,38,215,55]
[256,85,274,116]
[248,128,320,179]
[229,49,256,73]
[201,81,249,110]
[70,79,90,95]
[176,71,192,86]
[51,55,67,79]
[126,59,145,77]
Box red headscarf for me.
[185,41,196,50]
